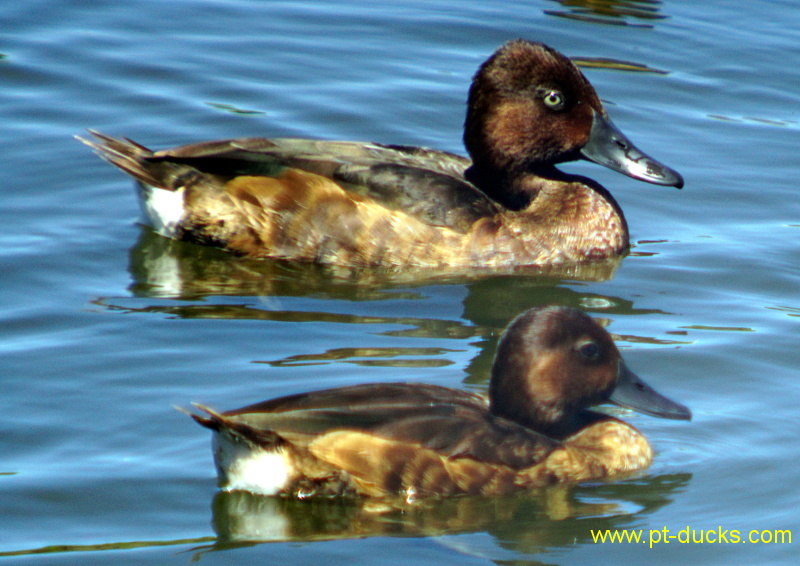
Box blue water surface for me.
[1,1,799,564]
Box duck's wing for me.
[151,138,499,232]
[226,381,485,415]
[194,383,559,471]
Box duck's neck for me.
[464,163,527,209]
[496,402,625,443]
[464,161,595,210]
[490,381,597,441]
[508,407,604,441]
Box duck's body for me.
[80,40,682,269]
[187,307,691,498]
[195,383,652,498]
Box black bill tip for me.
[580,110,684,189]
[609,360,692,421]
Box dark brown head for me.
[489,306,690,439]
[463,40,683,206]
[465,40,601,175]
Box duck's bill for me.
[609,360,692,420]
[580,110,684,189]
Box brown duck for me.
[79,39,683,268]
[185,306,691,498]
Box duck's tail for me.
[175,403,225,431]
[76,130,164,188]
[177,404,286,448]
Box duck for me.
[185,306,691,498]
[78,39,683,269]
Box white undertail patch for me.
[212,433,292,496]
[138,183,186,237]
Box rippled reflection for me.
[88,226,687,387]
[545,0,671,28]
[263,347,462,368]
[573,57,668,74]
[192,473,690,556]
[127,227,623,301]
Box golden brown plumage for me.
[78,40,682,268]
[185,306,691,498]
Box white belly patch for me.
[212,433,292,496]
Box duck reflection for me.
[202,473,690,554]
[99,226,689,380]
[125,226,626,309]
[127,227,623,301]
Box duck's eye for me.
[578,341,600,360]
[542,90,565,111]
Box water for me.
[2,0,799,564]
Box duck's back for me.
[83,132,514,267]
[153,137,498,232]
[192,383,562,497]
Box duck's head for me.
[464,40,683,199]
[489,306,691,439]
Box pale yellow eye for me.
[543,90,565,110]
